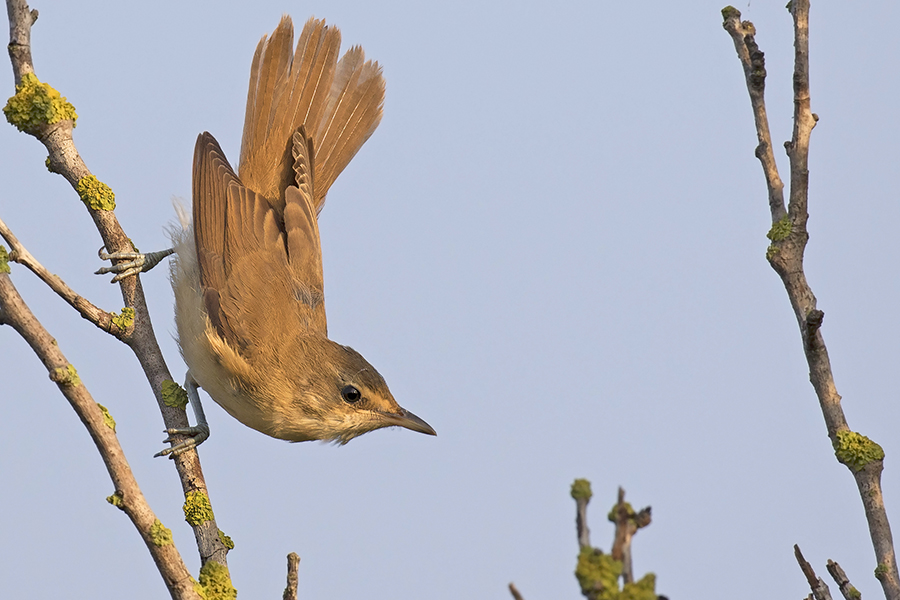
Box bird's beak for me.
[383,407,437,436]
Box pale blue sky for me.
[2,1,899,598]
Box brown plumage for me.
[169,16,434,444]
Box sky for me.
[2,1,899,599]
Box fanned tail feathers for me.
[314,47,384,211]
[238,16,384,215]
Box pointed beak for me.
[383,407,437,436]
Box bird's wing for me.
[193,132,327,353]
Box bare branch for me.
[5,0,35,81]
[720,6,786,222]
[508,583,525,600]
[795,545,834,600]
[282,553,300,600]
[786,0,817,229]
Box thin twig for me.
[720,6,786,222]
[576,497,591,548]
[282,553,300,600]
[826,559,861,600]
[794,545,834,600]
[508,582,525,600]
[0,217,131,336]
[722,5,899,598]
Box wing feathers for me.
[194,132,317,348]
[284,128,325,330]
[197,17,383,348]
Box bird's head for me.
[277,338,436,444]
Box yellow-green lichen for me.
[150,519,173,547]
[845,585,861,600]
[721,6,741,21]
[76,175,116,211]
[110,307,135,330]
[183,490,214,526]
[162,379,189,410]
[0,245,10,274]
[3,73,77,133]
[608,501,635,523]
[765,215,791,261]
[196,561,237,600]
[620,573,657,600]
[218,529,235,550]
[575,546,622,600]
[571,478,593,501]
[191,577,203,599]
[767,214,792,242]
[834,430,884,473]
[97,403,116,431]
[52,364,81,386]
[875,563,889,581]
[106,491,125,510]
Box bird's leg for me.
[155,372,210,458]
[95,246,174,282]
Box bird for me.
[154,15,435,455]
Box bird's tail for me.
[237,16,384,217]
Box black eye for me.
[341,385,361,403]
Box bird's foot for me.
[95,247,174,282]
[155,373,210,458]
[154,424,210,458]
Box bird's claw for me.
[154,424,210,459]
[95,247,174,283]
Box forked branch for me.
[722,3,898,598]
[4,0,227,578]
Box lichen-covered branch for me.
[827,559,862,600]
[609,487,651,585]
[722,3,899,598]
[571,480,660,600]
[0,268,200,600]
[5,0,228,575]
[572,478,593,549]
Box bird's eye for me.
[341,385,362,403]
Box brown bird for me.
[152,16,435,455]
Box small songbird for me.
[156,16,435,455]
